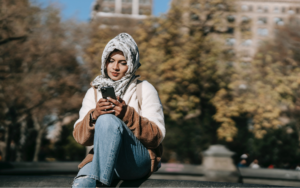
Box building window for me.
[227,27,234,34]
[191,2,201,9]
[241,5,251,12]
[282,7,286,13]
[226,62,234,67]
[241,39,252,46]
[274,17,284,25]
[227,15,235,23]
[257,17,267,25]
[139,7,151,15]
[274,7,280,13]
[296,8,300,14]
[257,28,268,36]
[241,51,251,58]
[122,7,132,14]
[257,6,262,13]
[103,0,115,2]
[205,3,210,9]
[241,16,251,24]
[257,40,264,46]
[288,8,295,14]
[217,3,226,10]
[224,49,235,56]
[249,5,253,11]
[257,6,268,13]
[226,38,236,46]
[102,6,115,13]
[94,3,100,11]
[241,62,251,67]
[139,0,150,5]
[190,13,199,21]
[122,0,132,3]
[258,40,267,46]
[241,26,251,32]
[243,5,252,11]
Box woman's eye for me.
[120,61,127,65]
[109,59,114,63]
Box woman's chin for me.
[109,76,122,81]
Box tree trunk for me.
[33,116,42,162]
[5,107,17,161]
[1,126,9,161]
[295,121,300,147]
[15,120,26,162]
[33,128,45,162]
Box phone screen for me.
[100,86,117,100]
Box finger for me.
[98,98,108,103]
[102,110,115,114]
[98,102,111,107]
[102,104,115,109]
[107,97,120,106]
[113,106,122,112]
[100,106,114,111]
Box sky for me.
[34,0,171,22]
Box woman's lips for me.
[111,72,119,77]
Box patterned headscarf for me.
[92,33,141,97]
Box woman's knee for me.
[72,176,96,187]
[95,114,123,133]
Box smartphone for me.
[100,86,117,100]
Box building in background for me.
[91,0,153,20]
[232,0,300,62]
[180,0,300,62]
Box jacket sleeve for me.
[73,87,96,146]
[122,81,165,149]
[122,106,162,149]
[73,109,95,146]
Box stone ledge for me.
[0,176,283,187]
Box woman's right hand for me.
[92,98,115,119]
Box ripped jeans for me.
[72,114,151,187]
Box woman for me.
[72,33,165,187]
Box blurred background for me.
[1,0,300,185]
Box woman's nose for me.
[112,62,119,70]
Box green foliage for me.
[226,120,300,168]
[249,124,300,168]
[52,123,86,161]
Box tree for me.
[134,0,236,163]
[212,16,300,144]
[0,0,87,161]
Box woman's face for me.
[106,51,128,81]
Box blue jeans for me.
[72,114,151,187]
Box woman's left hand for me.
[108,96,127,119]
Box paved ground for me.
[1,162,298,187]
[0,176,283,187]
